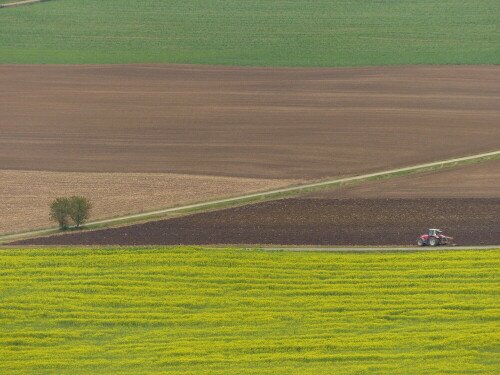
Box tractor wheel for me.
[417,238,425,246]
[429,237,439,246]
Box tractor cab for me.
[428,229,442,236]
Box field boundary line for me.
[1,150,499,242]
[0,0,52,9]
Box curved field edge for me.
[0,0,498,66]
[0,247,498,374]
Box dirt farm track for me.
[1,64,499,179]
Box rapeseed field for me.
[0,247,498,374]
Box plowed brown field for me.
[11,199,499,246]
[306,158,500,199]
[1,64,498,179]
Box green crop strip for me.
[0,247,498,374]
[0,0,498,65]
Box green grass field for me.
[1,247,498,374]
[0,0,498,65]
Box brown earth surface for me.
[306,158,500,199]
[0,169,298,235]
[11,199,499,246]
[1,64,499,179]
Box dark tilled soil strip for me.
[10,199,500,246]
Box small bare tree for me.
[49,197,71,230]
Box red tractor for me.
[417,229,454,247]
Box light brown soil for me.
[0,169,299,234]
[306,158,500,199]
[1,64,498,179]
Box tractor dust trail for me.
[1,150,498,242]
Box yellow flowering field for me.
[0,247,498,374]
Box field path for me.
[260,246,499,252]
[0,0,51,8]
[2,150,498,242]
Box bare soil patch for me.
[0,169,298,235]
[1,64,498,179]
[306,158,500,199]
[11,199,499,246]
